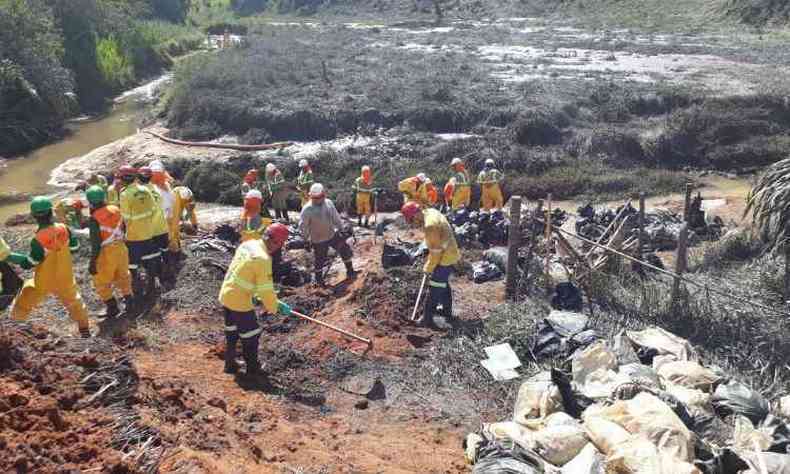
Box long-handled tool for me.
[410,274,428,321]
[292,310,373,355]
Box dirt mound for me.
[0,321,160,473]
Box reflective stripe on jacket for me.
[94,205,125,246]
[120,183,156,242]
[423,208,460,273]
[219,239,279,313]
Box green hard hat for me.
[86,185,107,205]
[30,196,53,215]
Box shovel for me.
[410,274,428,322]
[292,310,373,355]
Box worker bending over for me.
[296,160,314,208]
[218,223,293,376]
[266,163,289,223]
[353,166,375,228]
[299,184,356,287]
[86,186,133,319]
[6,197,91,338]
[477,159,504,211]
[119,166,158,302]
[401,201,460,329]
[170,185,198,252]
[240,190,272,242]
[398,173,428,204]
[445,158,472,210]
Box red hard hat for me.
[264,223,289,247]
[139,166,152,177]
[401,201,422,222]
[118,165,137,177]
[72,200,85,209]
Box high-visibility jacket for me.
[0,237,9,262]
[7,223,79,291]
[353,176,375,216]
[219,239,281,313]
[107,183,122,207]
[266,170,286,194]
[448,168,472,209]
[91,206,125,249]
[241,180,260,197]
[146,184,170,238]
[424,181,439,207]
[297,169,314,192]
[170,186,196,250]
[88,206,131,301]
[398,177,427,203]
[423,208,460,274]
[477,168,505,210]
[120,183,156,242]
[240,210,272,243]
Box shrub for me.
[509,111,564,146]
[184,163,240,203]
[96,36,135,90]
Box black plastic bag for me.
[472,438,545,474]
[450,208,470,226]
[214,223,240,244]
[382,244,412,268]
[472,261,503,283]
[711,380,769,425]
[484,247,509,271]
[694,448,750,474]
[0,262,23,310]
[286,236,307,250]
[551,282,583,311]
[533,311,592,359]
[551,368,594,418]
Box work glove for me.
[277,301,292,317]
[89,257,98,276]
[252,296,261,307]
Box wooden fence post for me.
[683,183,693,223]
[672,223,689,301]
[523,200,543,296]
[544,194,553,289]
[638,193,645,260]
[506,196,522,301]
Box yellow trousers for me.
[11,278,89,330]
[480,184,504,211]
[452,186,471,210]
[93,241,132,301]
[356,192,373,216]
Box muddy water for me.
[0,76,168,223]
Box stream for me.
[0,74,170,223]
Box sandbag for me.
[472,438,550,474]
[594,392,695,462]
[514,372,563,429]
[561,443,604,474]
[760,414,790,454]
[780,395,790,420]
[533,422,589,466]
[583,416,632,456]
[572,342,624,399]
[733,415,773,452]
[656,360,720,392]
[606,436,701,474]
[740,451,790,474]
[551,368,595,419]
[483,422,535,450]
[711,380,769,425]
[664,382,711,410]
[611,331,640,365]
[546,412,578,428]
[618,363,662,391]
[466,433,485,464]
[625,327,698,363]
[533,311,591,359]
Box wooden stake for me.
[683,183,693,223]
[506,196,522,301]
[672,223,689,301]
[638,192,646,260]
[523,200,543,296]
[784,226,790,306]
[544,194,553,287]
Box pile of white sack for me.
[464,321,790,474]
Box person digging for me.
[298,183,357,287]
[401,201,460,330]
[218,223,294,376]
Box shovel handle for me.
[291,310,372,347]
[411,274,428,321]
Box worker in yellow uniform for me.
[424,178,439,208]
[241,169,271,219]
[446,158,471,210]
[119,165,158,303]
[170,185,198,252]
[107,171,123,207]
[85,186,133,319]
[353,165,375,228]
[218,223,293,376]
[54,197,86,231]
[398,173,428,204]
[266,163,290,223]
[401,201,460,330]
[477,158,505,211]
[6,197,91,338]
[138,166,171,291]
[296,160,314,208]
[240,190,273,242]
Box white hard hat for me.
[245,189,263,200]
[150,160,165,172]
[362,165,371,172]
[416,173,427,182]
[299,159,309,168]
[451,158,462,166]
[485,158,495,165]
[265,163,276,173]
[177,187,193,200]
[309,183,325,197]
[425,178,432,184]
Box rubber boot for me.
[358,216,363,227]
[224,341,239,374]
[130,270,144,301]
[122,295,138,319]
[79,327,91,338]
[145,269,159,301]
[242,336,261,376]
[416,293,439,330]
[102,298,120,320]
[344,260,358,280]
[363,216,370,228]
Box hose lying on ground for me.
[145,131,292,151]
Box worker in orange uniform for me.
[353,165,375,228]
[240,190,273,242]
[477,159,505,211]
[6,197,91,338]
[170,185,198,250]
[424,178,439,208]
[398,173,428,204]
[401,201,460,329]
[296,160,314,209]
[119,165,158,302]
[445,158,472,210]
[218,223,294,376]
[85,186,133,319]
